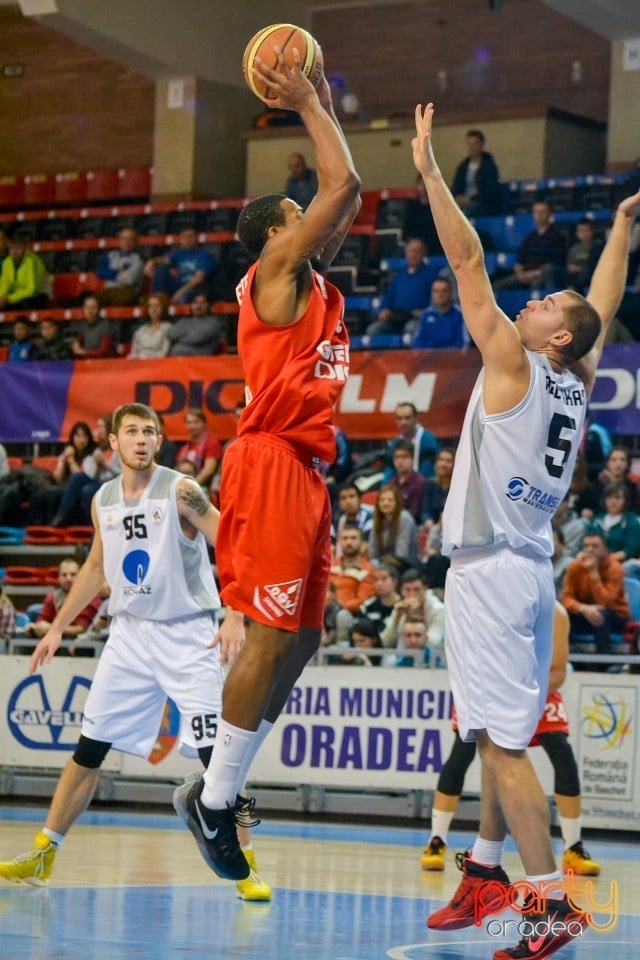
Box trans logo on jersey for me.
[506,476,561,514]
[122,549,152,595]
[8,674,91,750]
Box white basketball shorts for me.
[81,610,224,760]
[444,543,555,750]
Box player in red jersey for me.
[173,46,360,881]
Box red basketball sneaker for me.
[427,851,512,931]
[493,894,589,959]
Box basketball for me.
[242,23,323,102]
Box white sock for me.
[471,836,504,867]
[201,719,258,810]
[430,808,455,845]
[526,870,563,901]
[42,827,64,848]
[237,718,274,794]
[559,816,581,849]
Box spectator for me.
[387,440,427,522]
[0,586,16,652]
[330,523,376,642]
[552,528,572,597]
[176,407,222,490]
[0,225,9,262]
[451,128,501,217]
[367,239,441,336]
[380,567,444,657]
[552,495,588,558]
[334,481,374,550]
[0,443,8,479]
[0,232,50,310]
[167,293,224,356]
[29,420,95,525]
[421,446,455,526]
[403,175,443,255]
[582,413,612,482]
[7,316,33,361]
[566,219,604,294]
[145,227,216,304]
[412,277,467,349]
[96,228,145,306]
[71,295,115,359]
[52,414,121,526]
[589,483,640,565]
[394,615,431,667]
[284,152,318,211]
[561,531,629,658]
[31,317,71,361]
[359,562,401,635]
[128,294,171,359]
[369,484,419,569]
[154,413,177,470]
[340,617,383,667]
[578,445,638,516]
[24,558,102,640]
[493,201,567,291]
[385,401,439,479]
[322,580,341,646]
[324,425,353,490]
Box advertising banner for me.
[1,658,638,831]
[0,343,637,443]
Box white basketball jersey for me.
[96,466,220,620]
[442,349,587,558]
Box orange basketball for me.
[242,23,323,102]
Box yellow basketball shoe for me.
[420,836,446,871]
[562,840,601,876]
[236,849,272,901]
[0,832,57,887]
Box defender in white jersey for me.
[413,103,640,960]
[0,404,270,901]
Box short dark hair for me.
[467,129,485,144]
[394,439,415,457]
[560,290,601,364]
[338,482,361,498]
[237,194,287,259]
[112,403,160,434]
[583,529,607,548]
[341,521,363,537]
[603,482,628,506]
[400,568,423,585]
[395,402,418,416]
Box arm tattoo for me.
[178,482,209,517]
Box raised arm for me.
[572,189,640,394]
[29,499,105,673]
[412,104,527,385]
[175,476,219,543]
[252,50,360,319]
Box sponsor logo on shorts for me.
[506,476,561,513]
[254,579,303,620]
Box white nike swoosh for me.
[194,800,218,841]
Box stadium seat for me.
[55,171,88,205]
[118,167,152,200]
[85,168,120,203]
[0,174,24,208]
[23,526,67,545]
[23,173,56,206]
[30,456,59,474]
[64,526,93,544]
[0,527,25,545]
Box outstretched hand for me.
[209,609,245,667]
[619,188,640,220]
[29,627,63,674]
[253,46,316,112]
[412,102,437,177]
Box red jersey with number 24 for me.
[235,263,349,462]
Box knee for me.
[73,735,111,768]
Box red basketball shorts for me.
[216,434,332,632]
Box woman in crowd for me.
[29,421,95,524]
[369,485,419,569]
[128,294,171,359]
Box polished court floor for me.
[0,805,638,960]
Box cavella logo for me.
[8,675,91,750]
[254,579,303,620]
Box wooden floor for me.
[0,806,638,959]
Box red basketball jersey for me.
[530,690,570,744]
[235,264,348,462]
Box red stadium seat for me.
[23,173,56,207]
[23,526,67,546]
[355,191,381,228]
[0,174,24,207]
[85,168,119,203]
[64,526,93,544]
[53,274,82,304]
[0,346,8,362]
[3,566,50,585]
[55,171,88,205]
[118,167,152,200]
[30,456,59,474]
